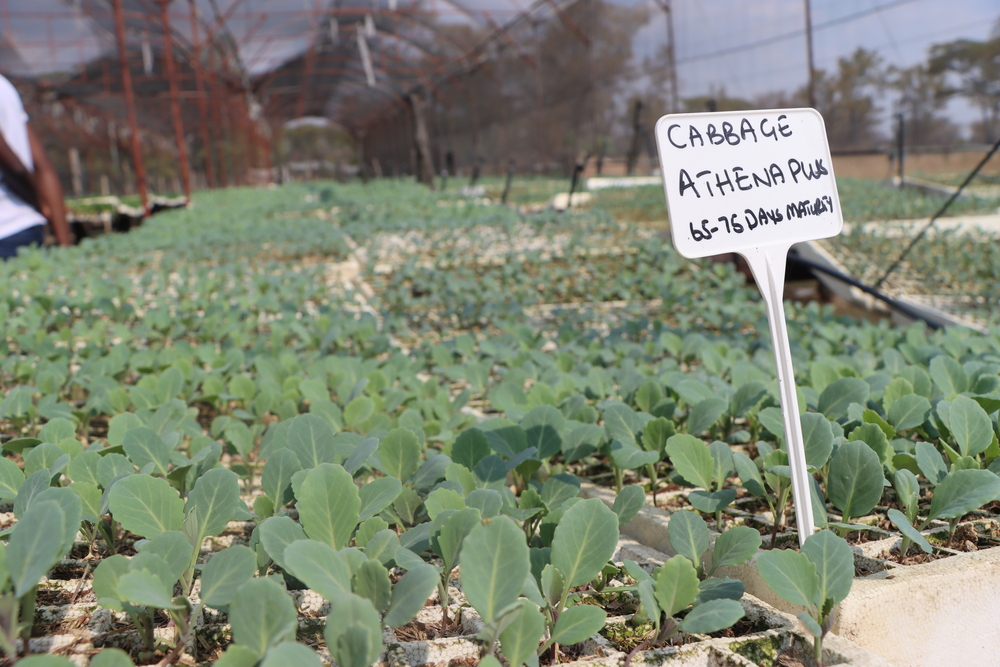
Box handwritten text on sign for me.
[654,108,843,259]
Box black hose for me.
[874,134,1000,289]
[787,252,943,329]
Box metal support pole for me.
[112,0,149,214]
[804,0,815,108]
[188,0,215,188]
[896,112,904,187]
[159,0,192,200]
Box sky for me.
[633,0,1000,134]
[1,0,997,136]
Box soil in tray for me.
[879,523,997,564]
[393,618,466,642]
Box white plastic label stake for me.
[654,108,844,546]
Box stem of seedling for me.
[814,634,824,667]
[438,580,450,630]
[613,465,623,493]
[18,587,36,653]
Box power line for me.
[675,0,919,65]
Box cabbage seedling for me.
[757,530,854,666]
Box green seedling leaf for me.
[916,441,948,485]
[466,489,502,518]
[681,597,745,634]
[521,405,565,459]
[68,450,101,487]
[551,604,606,645]
[0,457,24,501]
[118,565,182,610]
[886,509,933,554]
[687,397,727,435]
[257,515,308,571]
[641,417,675,456]
[284,539,352,599]
[425,487,464,520]
[927,469,1000,522]
[15,656,76,667]
[610,440,658,470]
[358,476,403,522]
[93,554,129,610]
[695,577,745,604]
[324,593,383,667]
[665,434,713,489]
[452,429,490,471]
[71,482,102,522]
[709,440,735,484]
[353,559,392,613]
[733,452,766,497]
[108,474,184,538]
[343,437,379,475]
[7,499,66,597]
[893,469,920,518]
[89,648,136,667]
[379,428,421,481]
[287,414,338,468]
[383,562,438,627]
[818,377,869,420]
[551,498,619,588]
[801,412,834,469]
[214,645,260,667]
[888,394,931,432]
[541,473,581,511]
[97,453,134,488]
[137,531,193,584]
[2,438,41,455]
[260,642,323,667]
[261,448,302,508]
[432,507,480,572]
[668,510,710,571]
[298,463,360,549]
[199,544,256,608]
[947,395,993,458]
[929,355,969,396]
[710,526,762,572]
[612,485,645,525]
[500,599,546,666]
[23,443,66,477]
[188,467,241,542]
[654,554,700,616]
[730,382,767,417]
[362,529,400,565]
[603,401,650,446]
[230,578,298,657]
[801,530,853,607]
[798,612,824,638]
[688,489,737,513]
[827,440,884,523]
[121,427,170,476]
[13,469,50,519]
[757,548,818,610]
[460,516,529,623]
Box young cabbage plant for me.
[826,440,885,536]
[888,467,1000,552]
[601,401,656,493]
[665,435,736,529]
[666,509,762,583]
[756,530,854,667]
[733,442,791,546]
[212,577,327,667]
[459,499,620,665]
[620,552,745,667]
[0,488,81,655]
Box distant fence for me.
[831,145,1000,181]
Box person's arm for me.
[0,127,38,209]
[26,123,71,247]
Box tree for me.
[887,63,960,147]
[811,48,886,151]
[928,19,1000,142]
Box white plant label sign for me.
[654,108,844,546]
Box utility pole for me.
[804,0,815,108]
[653,0,679,113]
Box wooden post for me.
[112,0,149,214]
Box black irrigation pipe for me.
[874,133,1000,289]
[787,252,943,330]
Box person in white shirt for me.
[0,73,70,257]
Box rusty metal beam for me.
[112,0,149,213]
[159,0,192,200]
